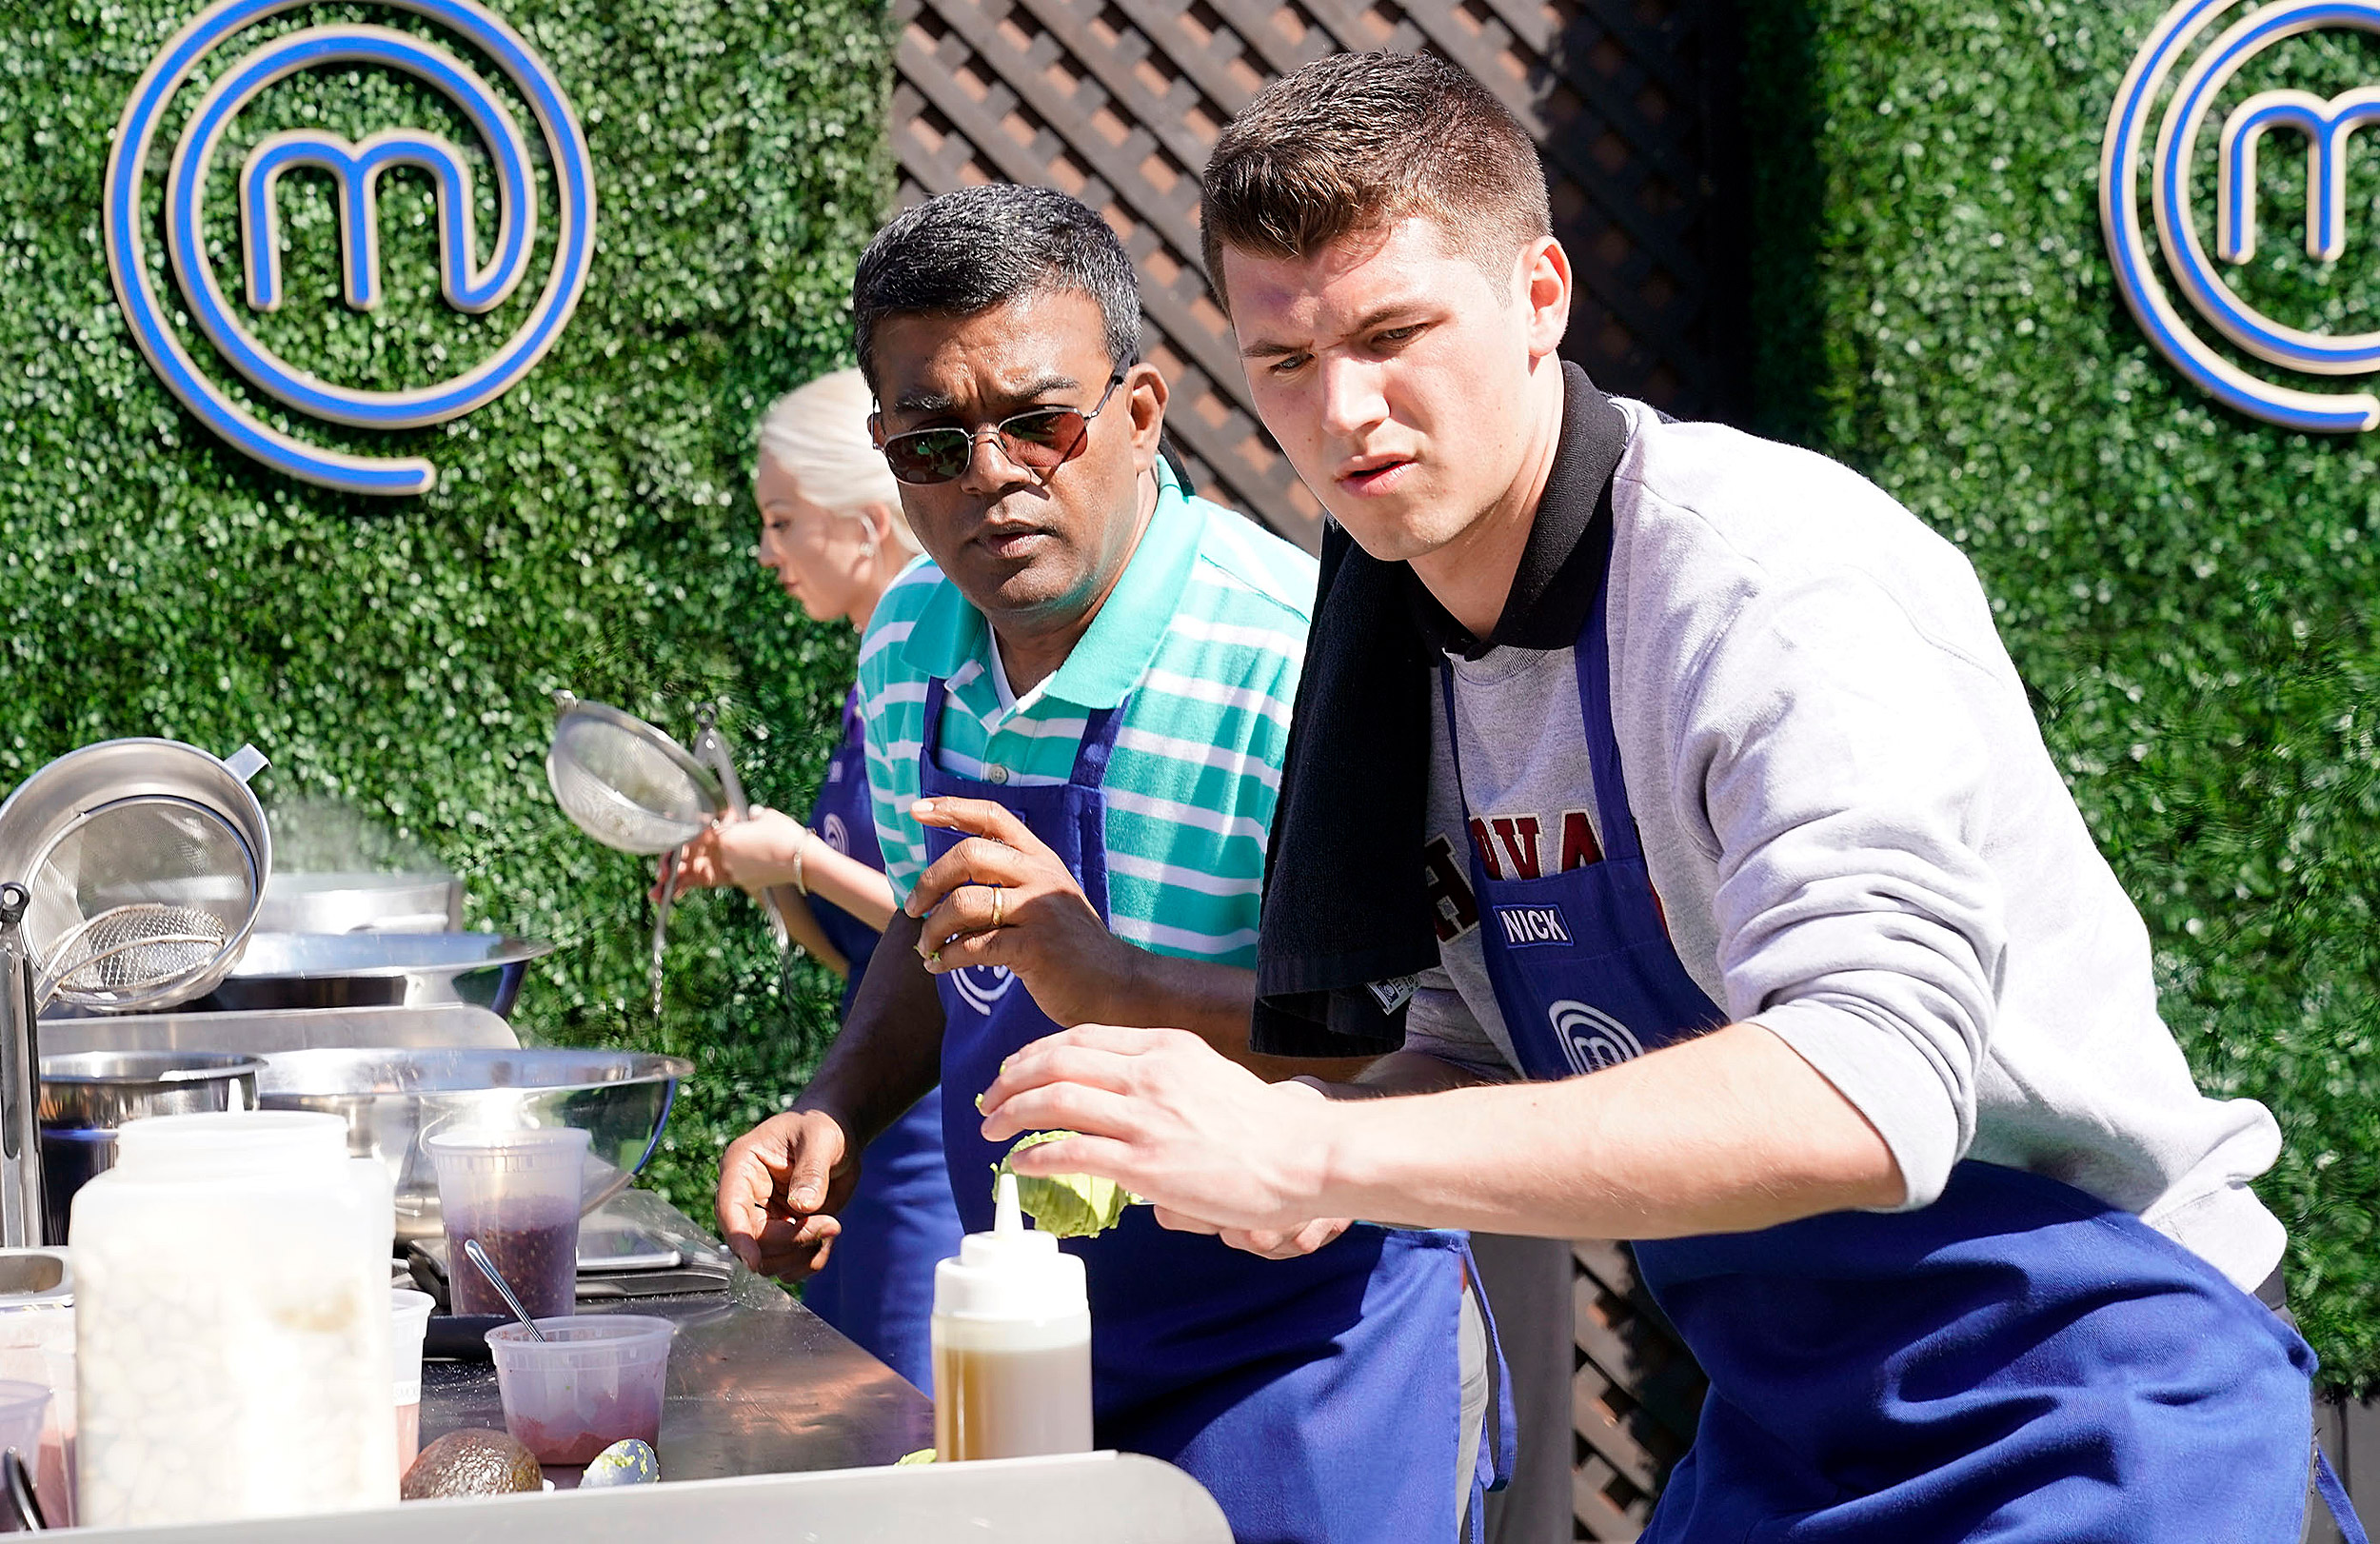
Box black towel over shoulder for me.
[1251,363,1631,1057]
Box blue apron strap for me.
[1069,701,1124,786]
[1435,660,1478,820]
[1462,1247,1517,1544]
[1447,1237,1523,1541]
[2316,1442,2370,1544]
[920,676,951,765]
[1440,586,1640,870]
[1577,570,1643,866]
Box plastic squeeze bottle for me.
[932,1172,1094,1461]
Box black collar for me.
[1408,362,1628,658]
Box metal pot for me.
[180,932,554,1018]
[255,871,464,935]
[36,1050,265,1244]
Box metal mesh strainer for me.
[38,901,228,1003]
[25,795,259,1010]
[545,700,721,855]
[0,741,272,1016]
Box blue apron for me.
[1440,562,2330,1542]
[921,677,1508,1544]
[800,686,963,1396]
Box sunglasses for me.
[877,376,1124,486]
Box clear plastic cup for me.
[0,1302,75,1528]
[0,1379,51,1532]
[426,1128,590,1320]
[485,1316,675,1465]
[390,1289,435,1477]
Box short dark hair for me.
[1200,51,1552,311]
[852,185,1142,391]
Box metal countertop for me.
[419,1188,933,1483]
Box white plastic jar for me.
[71,1111,395,1526]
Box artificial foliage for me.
[0,0,894,1211]
[1744,0,2380,1386]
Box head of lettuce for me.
[996,1131,1134,1238]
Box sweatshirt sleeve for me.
[1678,573,2008,1209]
[1399,970,1523,1083]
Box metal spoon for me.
[463,1237,548,1343]
[4,1447,47,1531]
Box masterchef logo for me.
[106,0,596,493]
[821,813,850,856]
[1551,1000,1645,1076]
[951,964,1017,1017]
[2103,0,2380,430]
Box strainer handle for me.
[690,716,798,956]
[221,745,268,783]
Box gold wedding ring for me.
[990,886,1004,929]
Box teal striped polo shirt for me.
[856,467,1317,964]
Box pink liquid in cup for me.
[395,1402,421,1478]
[486,1316,674,1466]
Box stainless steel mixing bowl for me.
[185,932,553,1017]
[37,1050,268,1245]
[253,1047,693,1242]
[38,1050,265,1127]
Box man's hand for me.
[715,1108,861,1279]
[978,1023,1338,1234]
[907,797,1145,1027]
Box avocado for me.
[401,1428,544,1500]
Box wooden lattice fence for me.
[888,0,1751,549]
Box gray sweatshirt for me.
[1406,399,2286,1293]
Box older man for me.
[714,186,1501,1544]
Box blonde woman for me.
[673,367,961,1392]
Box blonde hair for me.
[755,368,918,552]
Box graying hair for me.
[852,185,1141,390]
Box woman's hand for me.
[659,807,809,898]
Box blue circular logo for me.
[1550,1000,1644,1077]
[2103,0,2380,431]
[952,964,1017,1018]
[105,0,597,494]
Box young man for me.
[982,52,2337,1541]
[714,185,1500,1543]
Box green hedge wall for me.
[1746,0,2380,1387]
[0,0,893,1213]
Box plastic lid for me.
[112,1110,347,1179]
[932,1172,1088,1320]
[425,1125,590,1174]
